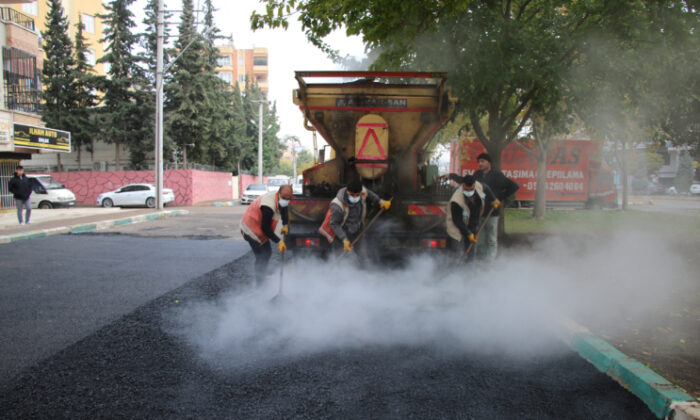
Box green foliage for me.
[97,0,150,169]
[41,0,76,130]
[675,150,694,192]
[65,16,98,167]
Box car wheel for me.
[146,197,155,208]
[39,201,53,209]
[102,198,114,208]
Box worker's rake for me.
[336,205,387,262]
[270,234,289,304]
[455,205,495,266]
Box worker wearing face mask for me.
[445,175,495,262]
[240,184,292,286]
[318,179,390,255]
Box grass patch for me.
[505,208,700,237]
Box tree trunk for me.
[115,141,121,171]
[533,152,547,219]
[56,153,63,172]
[183,147,188,169]
[77,146,82,171]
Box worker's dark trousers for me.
[450,237,476,263]
[243,233,271,286]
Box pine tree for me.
[242,79,282,175]
[230,83,252,174]
[165,0,212,167]
[41,0,76,171]
[98,0,148,170]
[64,16,98,170]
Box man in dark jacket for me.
[473,153,519,263]
[8,165,32,225]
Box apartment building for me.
[0,4,71,208]
[6,0,105,75]
[216,41,268,95]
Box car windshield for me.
[34,176,63,190]
[247,184,267,191]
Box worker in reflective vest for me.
[318,179,390,255]
[445,174,495,262]
[240,184,292,286]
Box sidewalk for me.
[0,207,189,243]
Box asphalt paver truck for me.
[287,71,457,257]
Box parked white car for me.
[28,174,76,209]
[691,183,700,196]
[97,184,174,208]
[241,183,268,204]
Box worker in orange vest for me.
[318,179,390,256]
[240,184,292,286]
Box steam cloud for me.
[168,231,692,371]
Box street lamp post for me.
[251,100,266,184]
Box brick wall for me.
[45,170,232,206]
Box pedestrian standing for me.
[240,184,292,286]
[8,165,33,225]
[473,153,519,263]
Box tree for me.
[41,0,76,171]
[675,150,694,193]
[165,0,212,168]
[98,0,148,170]
[65,16,98,170]
[242,79,283,176]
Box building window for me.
[253,58,267,66]
[217,72,232,83]
[238,56,244,66]
[217,55,231,66]
[238,74,245,82]
[82,14,95,34]
[22,2,38,16]
[85,49,96,66]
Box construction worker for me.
[473,152,519,263]
[240,184,292,286]
[445,174,494,262]
[318,179,391,256]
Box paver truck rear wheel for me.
[102,198,114,208]
[146,197,155,208]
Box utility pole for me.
[154,0,164,209]
[251,100,266,183]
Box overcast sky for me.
[136,0,367,151]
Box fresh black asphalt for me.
[0,235,655,418]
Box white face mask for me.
[463,189,475,198]
[278,198,289,207]
[348,195,361,204]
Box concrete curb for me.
[0,209,189,244]
[558,317,697,419]
[212,201,236,206]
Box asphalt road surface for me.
[0,229,655,418]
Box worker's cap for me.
[477,153,492,163]
[347,179,363,193]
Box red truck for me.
[450,137,618,208]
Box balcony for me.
[0,8,35,31]
[3,46,40,113]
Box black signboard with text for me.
[13,123,71,152]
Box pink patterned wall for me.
[44,170,232,206]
